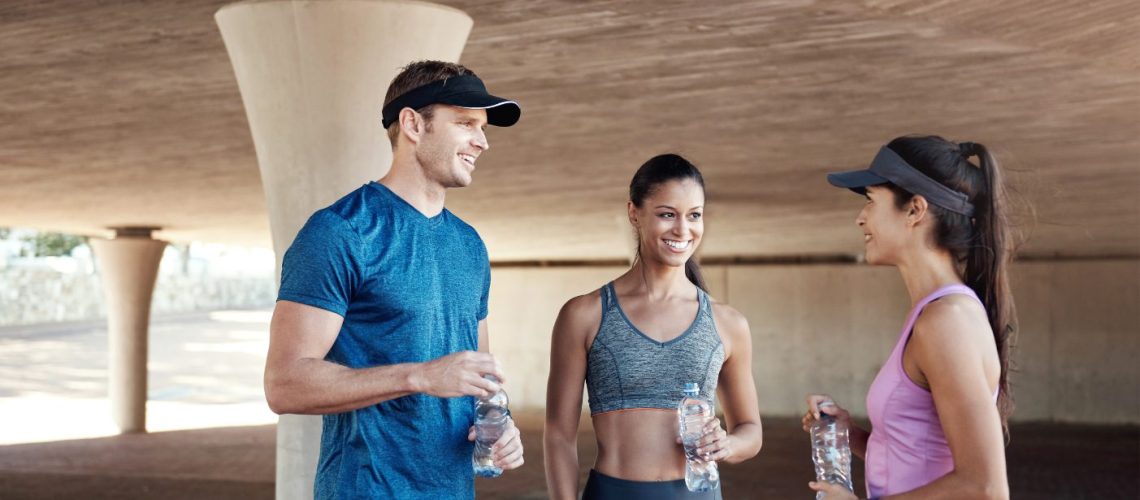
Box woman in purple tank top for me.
[802,136,1018,500]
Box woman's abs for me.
[592,409,687,481]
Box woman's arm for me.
[544,294,597,500]
[883,298,1009,499]
[705,303,763,464]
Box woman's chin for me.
[863,251,891,266]
[648,251,690,267]
[666,253,693,267]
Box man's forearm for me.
[265,358,420,415]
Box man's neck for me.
[378,157,446,217]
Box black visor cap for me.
[826,146,975,216]
[382,74,520,128]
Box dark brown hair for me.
[383,60,476,147]
[629,154,707,292]
[884,135,1017,435]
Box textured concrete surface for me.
[489,261,1140,424]
[1,1,1137,258]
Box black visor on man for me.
[381,74,521,129]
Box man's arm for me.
[478,319,491,354]
[468,318,525,471]
[264,300,503,415]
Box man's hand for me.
[411,351,504,398]
[468,418,524,471]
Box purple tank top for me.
[864,284,997,497]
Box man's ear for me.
[398,108,424,144]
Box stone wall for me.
[0,266,274,326]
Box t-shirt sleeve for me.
[277,210,363,317]
[477,255,490,321]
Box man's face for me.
[414,105,490,189]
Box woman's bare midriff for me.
[591,408,687,481]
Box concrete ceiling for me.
[1,0,1137,261]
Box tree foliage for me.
[22,232,87,257]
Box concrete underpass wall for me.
[486,260,1139,425]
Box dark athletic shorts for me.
[581,469,724,500]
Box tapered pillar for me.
[216,2,473,498]
[90,227,167,434]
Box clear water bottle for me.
[810,402,853,500]
[472,374,510,478]
[678,382,720,492]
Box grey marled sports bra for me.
[586,282,725,414]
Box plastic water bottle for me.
[810,402,854,499]
[472,375,510,478]
[678,382,720,492]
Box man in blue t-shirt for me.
[265,60,524,499]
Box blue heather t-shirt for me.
[278,182,490,500]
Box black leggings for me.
[581,469,723,500]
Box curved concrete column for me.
[90,230,167,434]
[216,2,473,498]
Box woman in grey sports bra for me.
[544,154,764,500]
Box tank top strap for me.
[902,284,981,343]
[600,281,616,312]
[696,287,712,316]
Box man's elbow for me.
[265,393,289,415]
[264,372,297,415]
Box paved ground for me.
[0,417,1135,499]
[0,311,276,445]
[0,312,1136,499]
